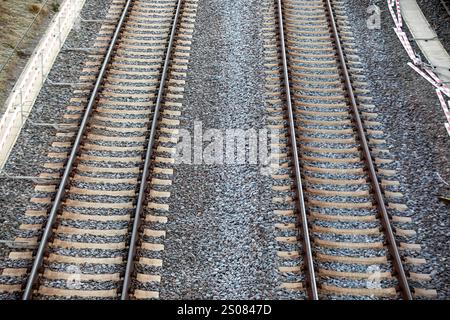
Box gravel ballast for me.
[159,0,296,299]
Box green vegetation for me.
[51,1,60,12]
[28,3,43,14]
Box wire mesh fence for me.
[0,0,86,168]
[0,0,61,113]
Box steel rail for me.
[324,0,413,300]
[276,0,319,300]
[120,0,183,300]
[22,0,135,300]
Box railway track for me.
[0,0,437,300]
[263,0,436,299]
[0,0,197,299]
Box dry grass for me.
[0,0,60,110]
[28,3,49,15]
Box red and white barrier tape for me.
[387,0,450,136]
[436,89,450,135]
